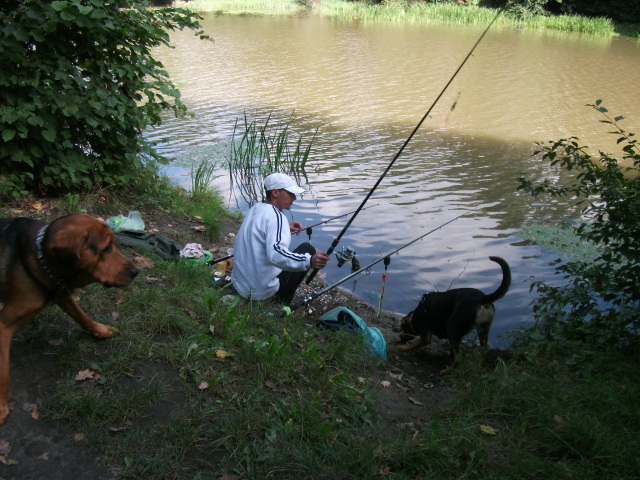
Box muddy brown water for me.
[145,13,640,346]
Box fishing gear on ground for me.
[305,8,502,286]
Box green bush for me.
[0,0,206,197]
[516,100,640,353]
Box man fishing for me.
[230,173,330,305]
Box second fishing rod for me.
[305,8,502,285]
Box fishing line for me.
[287,212,469,313]
[305,8,502,286]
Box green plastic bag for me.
[317,307,387,360]
[106,211,145,233]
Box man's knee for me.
[294,242,316,256]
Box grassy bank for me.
[2,187,639,479]
[181,0,628,37]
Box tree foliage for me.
[516,101,640,354]
[0,0,206,197]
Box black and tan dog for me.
[398,256,511,374]
[0,213,138,425]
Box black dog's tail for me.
[483,256,511,303]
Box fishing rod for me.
[296,204,379,235]
[285,212,469,315]
[206,205,379,266]
[305,8,502,286]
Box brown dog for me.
[0,213,138,425]
[398,256,511,374]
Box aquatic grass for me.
[315,0,616,36]
[226,111,318,205]
[318,1,498,26]
[190,158,220,199]
[184,0,303,15]
[182,0,630,37]
[513,12,615,36]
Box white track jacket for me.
[230,203,311,300]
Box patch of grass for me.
[12,193,640,479]
[34,253,383,478]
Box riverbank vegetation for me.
[2,1,640,478]
[182,0,640,37]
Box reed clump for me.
[225,111,317,205]
[183,0,619,36]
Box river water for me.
[145,13,640,346]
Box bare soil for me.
[0,197,512,479]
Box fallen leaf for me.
[265,380,288,394]
[134,254,155,268]
[480,424,498,435]
[75,369,98,381]
[111,311,120,321]
[0,455,18,466]
[74,433,87,441]
[216,349,233,359]
[198,382,209,390]
[193,215,203,221]
[408,397,425,406]
[36,452,49,460]
[192,225,206,232]
[379,380,391,388]
[0,439,11,455]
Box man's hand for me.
[311,251,330,269]
[289,221,303,234]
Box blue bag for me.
[317,307,387,360]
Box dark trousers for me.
[274,242,316,306]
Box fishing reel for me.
[335,245,356,268]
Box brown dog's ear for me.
[48,226,88,265]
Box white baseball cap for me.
[263,173,305,194]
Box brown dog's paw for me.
[89,323,119,339]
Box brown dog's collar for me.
[36,225,72,294]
